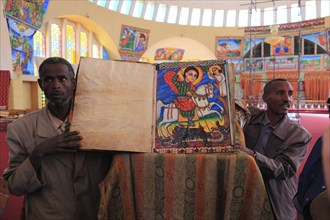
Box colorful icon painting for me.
[154,48,185,61]
[118,25,150,61]
[4,0,50,75]
[7,18,35,75]
[154,60,234,153]
[216,37,243,59]
[4,0,49,29]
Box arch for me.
[142,37,216,63]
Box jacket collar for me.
[272,115,291,141]
[35,106,58,138]
[249,110,290,141]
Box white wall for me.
[0,1,12,73]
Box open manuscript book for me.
[70,58,236,153]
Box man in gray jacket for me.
[3,57,112,219]
[237,78,311,220]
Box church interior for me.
[0,0,329,219]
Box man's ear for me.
[262,94,268,103]
[72,79,77,90]
[37,79,43,91]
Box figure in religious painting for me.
[155,48,167,60]
[12,52,22,72]
[23,1,31,23]
[168,49,184,61]
[121,28,136,50]
[208,65,227,97]
[168,66,201,126]
[135,33,146,52]
[5,0,14,11]
[9,33,24,50]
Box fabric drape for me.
[239,74,264,99]
[0,71,10,110]
[304,72,330,101]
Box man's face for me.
[185,70,198,83]
[38,63,75,107]
[263,81,293,116]
[212,68,219,76]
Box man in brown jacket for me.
[3,57,112,219]
[237,78,311,220]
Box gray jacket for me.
[244,107,311,220]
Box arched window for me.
[34,18,109,107]
[50,23,61,57]
[92,43,100,58]
[33,31,46,57]
[80,32,88,57]
[66,24,76,64]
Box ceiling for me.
[92,0,326,26]
[156,0,306,11]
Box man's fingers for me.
[65,135,82,142]
[57,148,78,153]
[58,142,81,150]
[63,131,80,138]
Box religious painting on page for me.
[154,60,235,153]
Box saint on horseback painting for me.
[154,60,235,153]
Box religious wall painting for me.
[154,48,185,61]
[243,37,265,57]
[119,50,143,61]
[301,32,327,51]
[7,18,35,75]
[327,29,330,51]
[244,58,264,73]
[227,59,243,73]
[155,60,234,153]
[265,56,298,72]
[324,53,330,71]
[4,0,50,29]
[216,37,243,59]
[118,25,150,61]
[244,18,325,34]
[300,55,322,72]
[271,36,294,56]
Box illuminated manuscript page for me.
[70,58,155,152]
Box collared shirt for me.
[46,107,68,134]
[254,113,273,154]
[46,107,75,170]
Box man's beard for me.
[48,96,72,108]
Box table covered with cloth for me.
[98,152,274,220]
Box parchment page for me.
[70,58,155,152]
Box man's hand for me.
[30,131,82,171]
